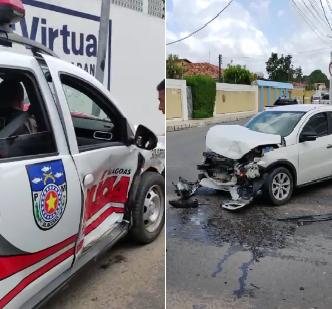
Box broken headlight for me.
[262,146,275,154]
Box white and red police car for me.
[0,1,164,307]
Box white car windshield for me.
[245,111,305,137]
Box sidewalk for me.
[166,111,256,132]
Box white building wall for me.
[17,0,165,135]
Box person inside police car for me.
[157,79,165,114]
[0,79,37,136]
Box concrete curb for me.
[167,111,256,132]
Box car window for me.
[60,74,125,151]
[245,111,305,137]
[62,84,111,122]
[0,68,56,161]
[301,113,328,137]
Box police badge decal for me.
[26,160,68,230]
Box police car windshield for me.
[245,111,305,137]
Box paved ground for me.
[167,120,332,309]
[43,231,165,309]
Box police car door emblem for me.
[26,160,67,230]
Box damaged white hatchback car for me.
[198,104,332,211]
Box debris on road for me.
[278,213,332,223]
[170,177,201,208]
[222,198,253,211]
[173,177,200,199]
[169,198,199,209]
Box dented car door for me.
[42,55,139,254]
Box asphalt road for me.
[167,120,332,309]
[43,231,165,309]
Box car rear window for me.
[245,111,305,137]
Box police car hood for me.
[206,125,282,160]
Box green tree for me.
[186,75,216,118]
[294,66,303,82]
[266,53,301,82]
[223,65,253,85]
[307,69,329,88]
[166,54,184,79]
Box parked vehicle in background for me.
[312,91,330,104]
[274,98,298,106]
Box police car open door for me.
[41,55,138,256]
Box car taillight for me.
[0,0,25,25]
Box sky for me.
[166,0,332,77]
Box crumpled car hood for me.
[206,125,281,160]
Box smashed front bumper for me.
[197,151,265,211]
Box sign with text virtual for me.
[14,0,165,134]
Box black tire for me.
[130,172,165,244]
[264,167,294,206]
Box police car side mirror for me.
[135,125,158,150]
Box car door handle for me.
[83,174,95,187]
[327,144,332,149]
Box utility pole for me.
[218,54,222,82]
[94,0,111,115]
[96,0,111,83]
[330,51,332,103]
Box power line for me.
[326,0,332,12]
[220,48,330,61]
[297,0,330,38]
[166,0,234,46]
[319,0,332,31]
[292,1,320,36]
[308,0,326,25]
[292,47,330,54]
[306,0,332,35]
[302,0,329,32]
[206,48,330,67]
[291,0,330,43]
[325,0,332,27]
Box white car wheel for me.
[266,167,294,206]
[272,172,291,201]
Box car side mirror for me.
[135,125,158,150]
[299,129,318,143]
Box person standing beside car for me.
[157,79,165,114]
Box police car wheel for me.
[130,172,165,244]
